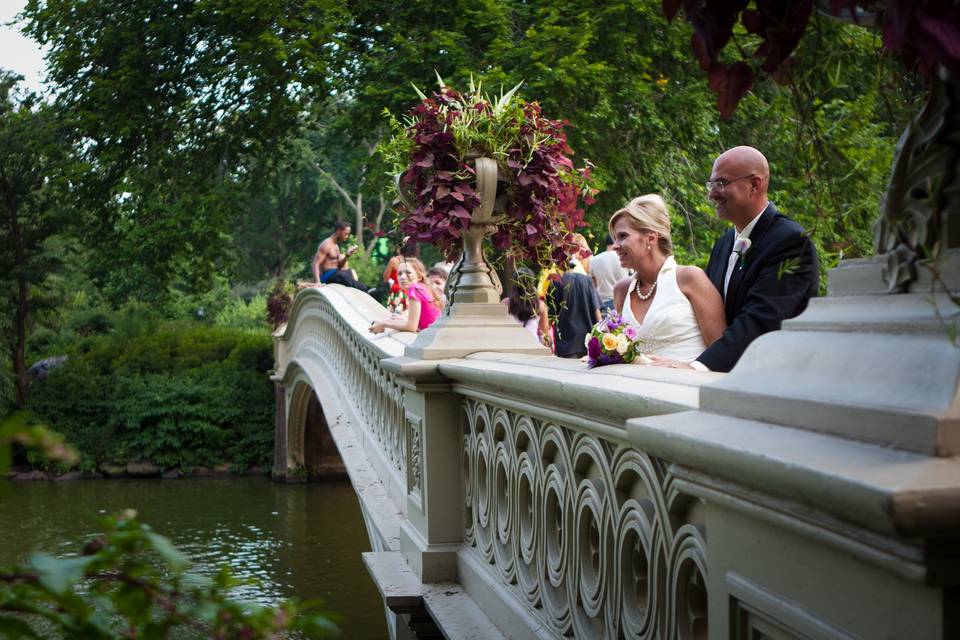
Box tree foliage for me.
[20,0,348,297]
[663,0,960,117]
[14,0,919,291]
[0,73,79,408]
[27,313,275,472]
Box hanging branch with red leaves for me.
[662,0,960,117]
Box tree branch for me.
[365,193,388,254]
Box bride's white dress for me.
[619,256,706,361]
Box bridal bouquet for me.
[585,312,650,368]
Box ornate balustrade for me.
[276,282,960,640]
[445,356,711,639]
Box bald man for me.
[657,146,818,372]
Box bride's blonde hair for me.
[608,194,674,256]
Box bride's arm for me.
[677,266,726,346]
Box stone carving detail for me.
[878,65,960,291]
[407,413,423,498]
[462,399,708,639]
[287,297,407,479]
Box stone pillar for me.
[272,379,288,482]
[382,357,463,582]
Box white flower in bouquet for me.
[615,333,629,354]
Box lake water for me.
[0,476,388,638]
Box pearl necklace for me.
[635,279,657,301]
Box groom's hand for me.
[647,355,693,369]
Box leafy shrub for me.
[346,250,383,291]
[266,283,294,329]
[214,294,267,330]
[65,305,112,336]
[24,326,61,362]
[27,319,275,471]
[110,301,164,342]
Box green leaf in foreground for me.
[0,512,338,638]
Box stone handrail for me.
[436,353,719,638]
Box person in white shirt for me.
[610,195,726,362]
[589,234,630,312]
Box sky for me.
[0,0,47,93]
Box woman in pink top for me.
[370,257,442,334]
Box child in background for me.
[426,266,449,309]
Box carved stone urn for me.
[397,156,549,360]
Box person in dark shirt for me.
[547,267,602,358]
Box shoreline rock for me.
[11,469,48,481]
[55,471,85,481]
[99,463,127,478]
[126,462,162,477]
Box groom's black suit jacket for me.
[699,203,818,372]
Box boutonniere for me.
[733,237,751,269]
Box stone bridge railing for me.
[273,278,960,640]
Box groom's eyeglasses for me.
[705,174,755,193]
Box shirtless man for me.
[311,221,368,291]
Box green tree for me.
[20,0,348,298]
[0,73,77,408]
[231,135,338,284]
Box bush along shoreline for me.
[12,318,276,481]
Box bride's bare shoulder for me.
[613,276,633,295]
[676,265,711,291]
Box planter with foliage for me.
[381,79,597,273]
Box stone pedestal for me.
[382,357,465,582]
[404,302,547,360]
[401,155,549,361]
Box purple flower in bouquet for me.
[587,336,602,361]
[595,352,624,367]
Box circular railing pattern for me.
[462,398,708,639]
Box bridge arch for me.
[284,377,345,480]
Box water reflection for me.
[0,477,388,638]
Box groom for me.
[657,146,818,372]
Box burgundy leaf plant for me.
[381,80,597,269]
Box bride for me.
[610,194,725,363]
